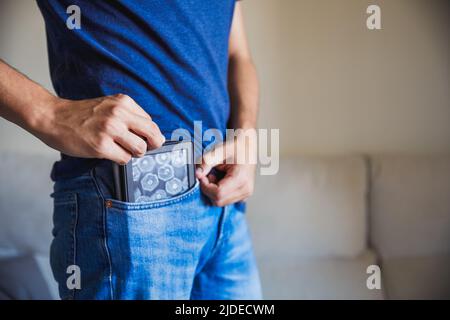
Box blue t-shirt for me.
[36,0,237,180]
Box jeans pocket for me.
[103,181,221,299]
[50,192,78,300]
[104,181,204,257]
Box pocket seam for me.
[52,192,77,205]
[106,181,200,211]
[52,192,78,300]
[89,167,115,300]
[68,193,78,300]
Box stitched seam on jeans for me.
[53,194,77,205]
[196,206,228,276]
[107,181,200,211]
[70,193,79,300]
[90,167,114,300]
[61,197,77,300]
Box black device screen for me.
[114,141,196,202]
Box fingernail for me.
[196,167,203,175]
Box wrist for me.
[233,120,256,131]
[233,128,258,165]
[25,94,63,137]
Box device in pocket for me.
[113,140,196,202]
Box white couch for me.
[1,152,449,299]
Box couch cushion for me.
[34,254,59,300]
[381,255,450,299]
[258,250,384,299]
[370,155,450,258]
[0,255,52,300]
[0,152,58,255]
[247,156,368,258]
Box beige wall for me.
[243,0,450,155]
[0,0,449,156]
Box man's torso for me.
[36,0,237,180]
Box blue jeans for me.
[50,161,262,300]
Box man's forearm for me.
[0,59,57,135]
[0,59,164,163]
[228,56,259,130]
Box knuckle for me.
[99,117,118,133]
[136,141,147,155]
[114,93,132,104]
[109,103,126,117]
[147,126,164,147]
[150,120,160,131]
[153,139,164,148]
[112,95,134,112]
[148,122,159,136]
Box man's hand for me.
[196,135,256,207]
[32,94,165,164]
[0,60,164,164]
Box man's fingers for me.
[113,131,147,157]
[199,172,238,207]
[213,171,246,206]
[201,178,245,207]
[196,144,230,178]
[215,184,247,207]
[216,172,244,198]
[199,176,219,201]
[111,94,165,149]
[127,114,165,149]
[196,164,214,180]
[199,165,253,207]
[101,140,132,165]
[113,94,151,120]
[124,96,153,120]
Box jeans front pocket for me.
[50,192,78,300]
[104,182,223,299]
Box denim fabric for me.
[50,162,262,300]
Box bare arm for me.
[197,2,260,206]
[227,2,259,130]
[0,60,56,133]
[0,59,164,164]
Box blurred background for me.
[0,0,449,299]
